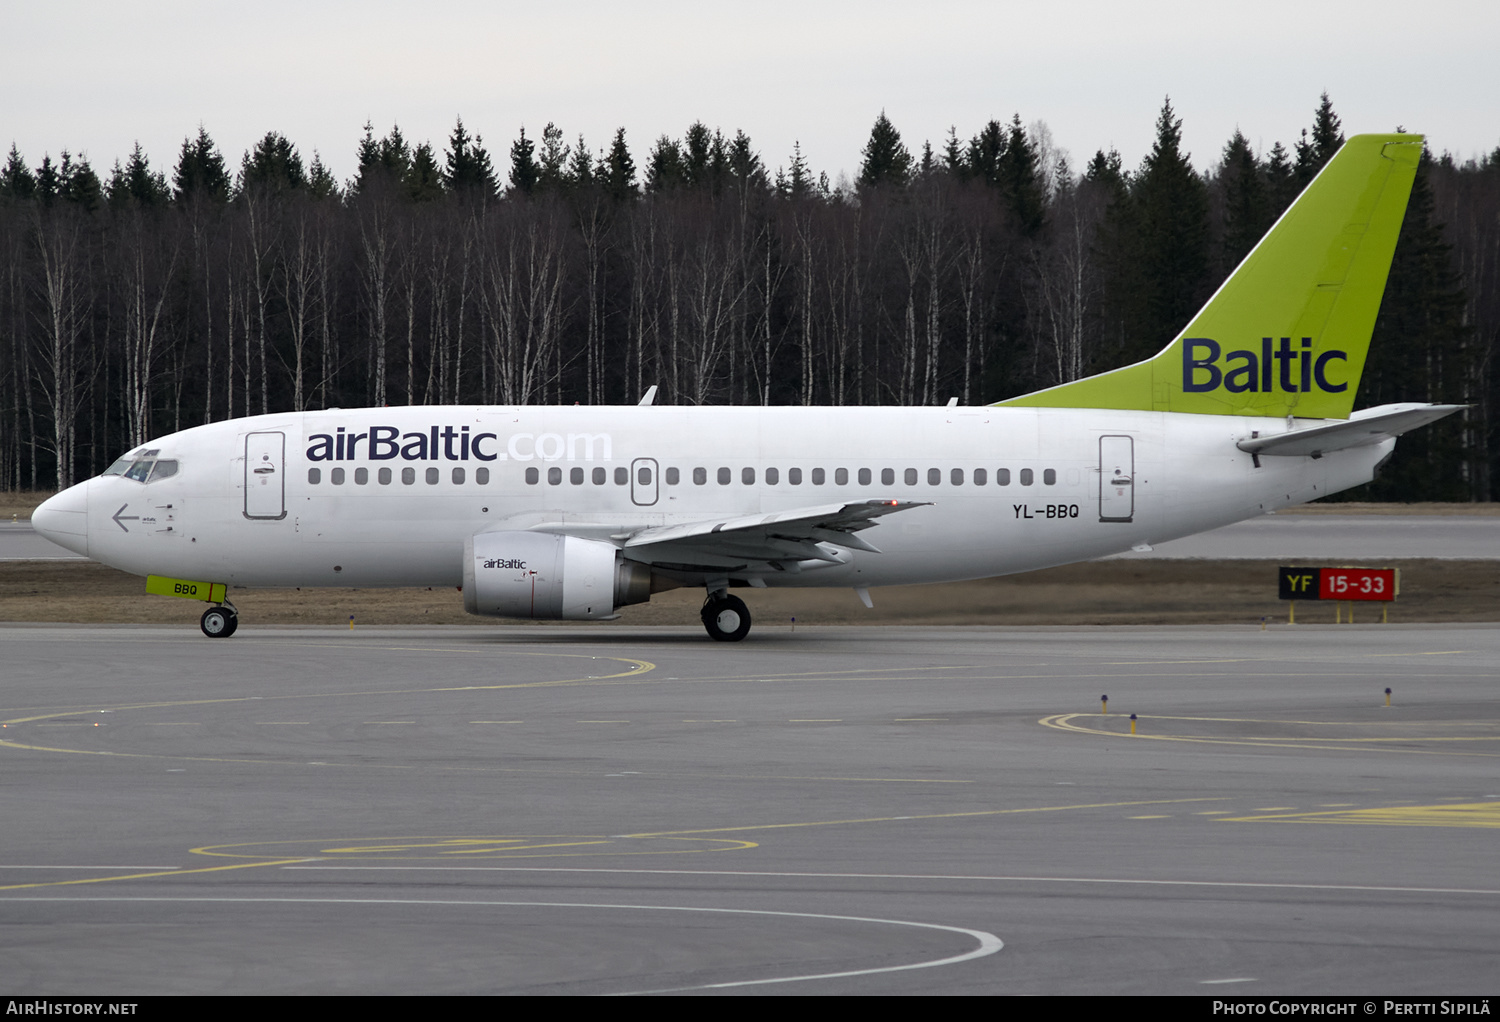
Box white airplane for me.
[33,133,1460,641]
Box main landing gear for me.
[200,602,238,638]
[701,592,751,642]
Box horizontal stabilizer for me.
[1236,403,1464,458]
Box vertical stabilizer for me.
[997,134,1423,419]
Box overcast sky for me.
[4,0,1497,188]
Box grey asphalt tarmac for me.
[2,623,1497,995]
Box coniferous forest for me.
[1,96,1495,500]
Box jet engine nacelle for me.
[462,530,651,620]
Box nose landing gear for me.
[701,593,751,642]
[200,603,239,638]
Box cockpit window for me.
[109,450,176,483]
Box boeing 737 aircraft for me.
[33,134,1460,641]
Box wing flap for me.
[623,499,929,567]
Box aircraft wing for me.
[1236,403,1465,458]
[621,499,930,572]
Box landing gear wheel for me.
[200,605,238,638]
[701,594,751,642]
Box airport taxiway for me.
[1,623,1498,995]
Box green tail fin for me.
[996,133,1422,419]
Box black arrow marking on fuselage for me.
[112,504,139,532]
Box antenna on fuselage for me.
[638,385,659,407]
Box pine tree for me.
[405,142,444,201]
[1309,92,1344,169]
[113,142,169,208]
[1264,139,1297,218]
[1,144,36,200]
[1129,98,1210,358]
[645,135,685,192]
[857,112,912,189]
[242,131,307,193]
[566,135,594,188]
[966,120,1006,187]
[509,126,539,195]
[603,128,637,203]
[173,127,230,204]
[1354,147,1473,500]
[1219,129,1269,271]
[1293,93,1345,186]
[442,118,497,198]
[307,152,339,200]
[998,114,1044,235]
[537,122,570,193]
[779,141,813,199]
[726,130,766,193]
[58,151,102,211]
[942,127,966,179]
[35,154,61,206]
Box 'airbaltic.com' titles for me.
[31,134,1462,641]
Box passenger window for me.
[881,468,894,486]
[927,468,940,485]
[355,467,368,485]
[718,467,731,485]
[665,467,680,485]
[951,468,964,485]
[905,468,918,485]
[997,468,1011,485]
[693,467,707,485]
[379,467,392,485]
[1044,468,1056,485]
[766,467,779,485]
[308,468,321,484]
[331,467,345,485]
[402,467,416,485]
[811,468,825,485]
[549,467,563,485]
[426,467,440,485]
[835,468,848,485]
[1020,468,1034,486]
[570,467,584,484]
[858,468,871,486]
[593,467,606,485]
[742,467,755,485]
[476,467,490,485]
[453,467,466,484]
[973,468,987,485]
[614,467,628,485]
[525,467,539,484]
[789,467,803,485]
[637,466,652,485]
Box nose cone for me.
[32,481,89,557]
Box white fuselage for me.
[41,404,1388,591]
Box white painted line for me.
[0,896,1003,993]
[1202,978,1258,985]
[274,865,1500,897]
